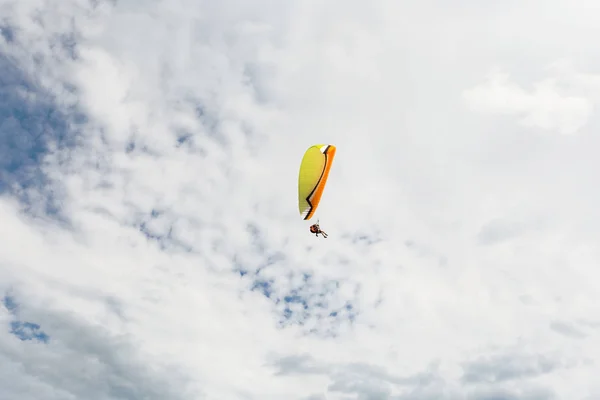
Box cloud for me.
[0,51,76,217]
[0,294,191,400]
[463,69,594,135]
[273,354,441,399]
[2,0,600,399]
[461,352,558,384]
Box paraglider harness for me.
[309,220,328,238]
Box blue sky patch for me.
[3,295,50,343]
[0,52,83,219]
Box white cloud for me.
[463,69,594,135]
[2,0,600,399]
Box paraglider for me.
[298,144,336,237]
[309,220,328,238]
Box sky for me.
[1,0,600,399]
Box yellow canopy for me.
[298,144,336,220]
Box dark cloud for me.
[550,321,587,339]
[0,296,193,400]
[273,354,440,399]
[273,350,564,400]
[461,352,558,384]
[467,386,556,400]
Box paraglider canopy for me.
[298,144,336,220]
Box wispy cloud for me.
[463,68,594,135]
